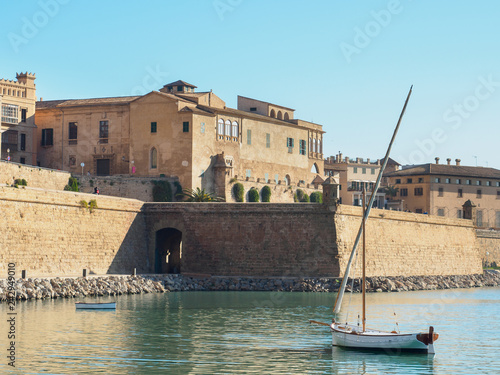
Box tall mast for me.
[362,187,366,333]
[333,86,413,315]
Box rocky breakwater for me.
[1,271,499,302]
[0,275,165,302]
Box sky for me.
[2,0,500,169]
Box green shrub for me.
[79,200,88,209]
[14,178,27,186]
[310,191,323,203]
[64,177,79,192]
[302,193,310,202]
[88,199,98,213]
[296,189,310,202]
[89,179,94,187]
[152,181,173,202]
[293,193,299,202]
[261,186,271,202]
[233,183,244,202]
[248,188,260,202]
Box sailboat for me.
[314,86,439,354]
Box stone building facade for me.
[35,80,325,201]
[384,158,500,228]
[0,72,37,165]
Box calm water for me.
[1,287,499,374]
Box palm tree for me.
[177,187,224,202]
[384,185,399,200]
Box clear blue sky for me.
[2,0,500,169]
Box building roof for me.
[385,163,500,179]
[163,80,197,88]
[36,96,140,109]
[238,95,295,111]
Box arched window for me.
[150,147,157,169]
[232,121,238,138]
[311,163,319,173]
[218,119,224,136]
[284,112,289,120]
[277,111,283,120]
[313,138,317,153]
[318,139,322,154]
[225,120,231,138]
[270,109,276,118]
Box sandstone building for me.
[384,158,500,228]
[0,72,37,165]
[35,80,324,201]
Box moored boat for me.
[75,302,116,309]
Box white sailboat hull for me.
[331,324,436,354]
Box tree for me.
[232,183,244,202]
[310,191,323,203]
[248,188,260,202]
[384,185,399,200]
[261,186,271,202]
[177,187,224,202]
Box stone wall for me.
[0,186,147,277]
[0,160,70,190]
[75,175,180,202]
[335,205,482,277]
[476,229,500,267]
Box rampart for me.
[0,161,70,190]
[476,229,500,267]
[0,186,484,278]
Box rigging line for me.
[344,243,360,324]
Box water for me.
[1,287,499,374]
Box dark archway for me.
[155,228,182,274]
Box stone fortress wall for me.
[0,164,492,278]
[476,229,500,267]
[0,160,70,190]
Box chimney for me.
[447,158,451,165]
[435,157,440,164]
[456,159,461,166]
[345,156,349,163]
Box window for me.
[476,180,482,186]
[477,189,482,198]
[266,133,271,148]
[275,174,279,184]
[458,189,463,198]
[264,173,269,182]
[69,122,78,143]
[1,104,18,124]
[231,121,238,138]
[477,210,483,227]
[218,119,224,136]
[437,208,445,217]
[353,167,358,173]
[438,187,443,197]
[414,187,423,196]
[299,140,306,155]
[395,178,400,184]
[250,107,257,112]
[456,179,461,184]
[496,182,500,187]
[457,210,462,219]
[400,188,408,197]
[21,108,27,123]
[487,181,491,186]
[362,168,366,174]
[99,120,108,139]
[41,128,53,146]
[20,133,26,151]
[20,157,25,164]
[435,178,441,183]
[150,148,157,169]
[371,168,375,175]
[287,137,294,153]
[183,121,189,132]
[309,138,312,151]
[151,122,157,133]
[201,122,205,133]
[446,178,451,184]
[418,177,424,183]
[225,120,230,137]
[247,129,251,145]
[466,179,471,185]
[177,85,183,92]
[246,169,251,178]
[407,178,412,183]
[313,138,317,152]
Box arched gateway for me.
[155,228,182,274]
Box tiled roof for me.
[163,80,197,88]
[36,96,140,109]
[385,163,500,179]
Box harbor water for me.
[1,287,499,374]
